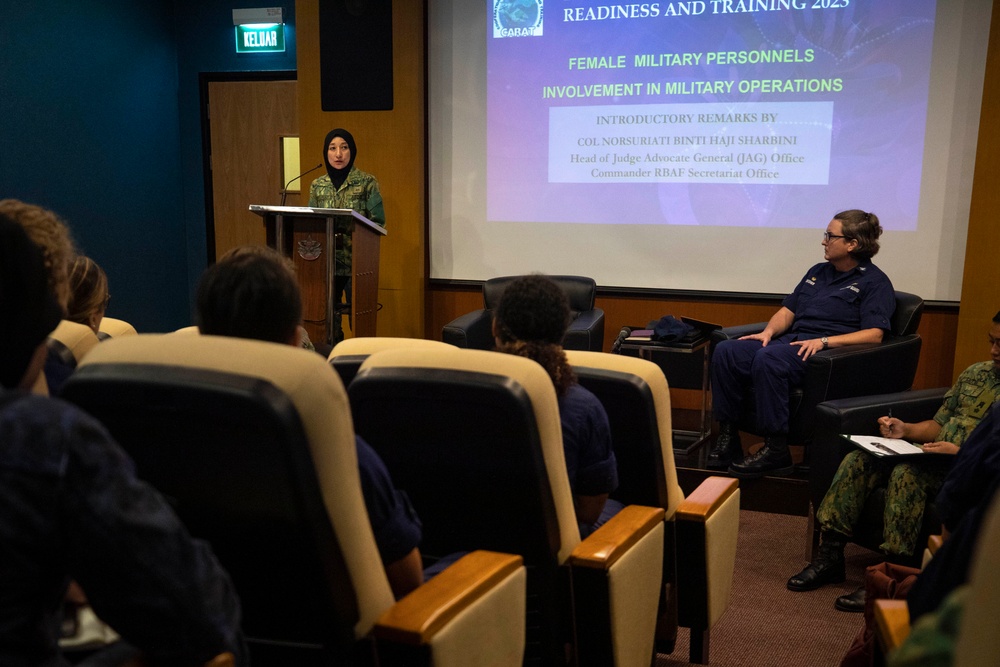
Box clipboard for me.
[841,434,953,461]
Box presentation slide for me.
[428,0,991,300]
[488,0,932,230]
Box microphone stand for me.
[280,163,324,206]
[611,326,633,353]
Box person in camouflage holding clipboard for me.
[308,128,385,344]
[787,311,1000,612]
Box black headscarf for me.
[0,214,63,388]
[323,128,357,189]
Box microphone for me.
[280,163,324,206]
[611,326,632,353]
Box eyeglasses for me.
[823,232,848,242]
[989,335,1000,348]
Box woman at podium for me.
[308,128,385,343]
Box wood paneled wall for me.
[954,0,1000,377]
[295,0,425,338]
[426,286,959,408]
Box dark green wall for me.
[0,1,296,331]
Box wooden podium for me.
[249,205,387,345]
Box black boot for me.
[787,531,847,591]
[706,421,743,470]
[727,434,794,479]
[834,586,866,612]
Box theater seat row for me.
[61,334,739,666]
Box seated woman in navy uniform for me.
[492,274,622,537]
[707,210,896,479]
[197,245,423,598]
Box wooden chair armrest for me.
[927,534,943,555]
[675,477,740,522]
[122,652,234,667]
[874,599,910,654]
[569,505,665,570]
[374,550,524,645]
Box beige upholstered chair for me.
[62,334,527,666]
[328,336,456,386]
[47,319,101,368]
[566,350,741,664]
[36,319,102,395]
[97,317,138,340]
[350,347,665,666]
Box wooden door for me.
[208,79,298,260]
[206,78,331,345]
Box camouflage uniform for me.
[307,167,385,342]
[887,584,967,667]
[816,361,1000,556]
[307,167,386,277]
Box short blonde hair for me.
[0,199,76,310]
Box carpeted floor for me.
[657,510,883,667]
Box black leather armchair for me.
[442,275,605,351]
[809,388,948,561]
[709,290,924,448]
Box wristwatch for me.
[821,336,829,349]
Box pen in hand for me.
[887,408,894,436]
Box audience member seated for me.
[884,409,1000,666]
[492,274,622,537]
[865,404,1000,667]
[788,310,1000,611]
[66,255,110,335]
[196,245,423,598]
[0,199,79,394]
[42,256,110,401]
[906,400,1000,622]
[0,213,245,666]
[709,210,895,478]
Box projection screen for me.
[429,0,992,300]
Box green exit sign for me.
[235,24,285,53]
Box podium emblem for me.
[297,237,322,261]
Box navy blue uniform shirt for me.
[783,260,895,339]
[558,384,618,497]
[0,391,245,667]
[355,435,422,565]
